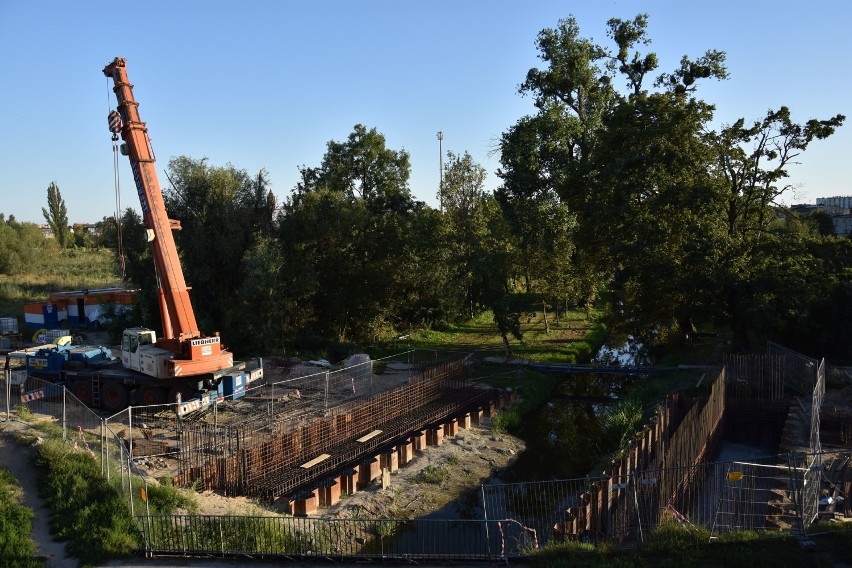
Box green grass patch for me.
[0,248,120,320]
[0,466,41,566]
[415,464,449,485]
[36,438,140,564]
[146,476,198,515]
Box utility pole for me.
[437,130,444,211]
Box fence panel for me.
[138,516,511,560]
[710,457,802,538]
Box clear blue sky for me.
[1,0,849,224]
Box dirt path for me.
[0,419,76,567]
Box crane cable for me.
[106,78,126,281]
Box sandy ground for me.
[0,419,76,568]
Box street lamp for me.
[437,130,444,211]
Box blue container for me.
[221,372,246,399]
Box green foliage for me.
[145,476,198,514]
[0,217,60,277]
[163,157,274,339]
[601,397,644,453]
[36,438,139,563]
[415,464,449,485]
[490,408,521,434]
[0,467,39,565]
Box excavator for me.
[8,58,262,414]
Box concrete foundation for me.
[443,418,458,438]
[412,430,427,452]
[380,448,399,472]
[358,457,381,489]
[340,467,358,496]
[427,426,444,447]
[397,440,413,466]
[317,478,341,508]
[460,413,471,430]
[292,491,318,516]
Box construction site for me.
[2,56,852,562]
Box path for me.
[0,419,76,567]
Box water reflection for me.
[501,373,637,482]
[593,335,654,366]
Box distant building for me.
[816,196,852,213]
[832,215,852,237]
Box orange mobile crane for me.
[103,57,234,376]
[10,58,261,413]
[51,57,262,412]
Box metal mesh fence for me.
[137,515,530,560]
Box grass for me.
[0,467,41,567]
[402,301,607,364]
[35,437,140,564]
[0,247,120,321]
[528,519,852,567]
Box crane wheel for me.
[102,382,129,412]
[68,380,93,406]
[137,385,166,406]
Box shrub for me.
[490,409,521,434]
[0,467,38,564]
[416,464,448,485]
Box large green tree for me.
[162,157,274,338]
[42,181,71,248]
[280,125,421,344]
[709,107,845,349]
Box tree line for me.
[23,13,852,362]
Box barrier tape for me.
[72,425,96,458]
[20,389,45,402]
[497,518,540,557]
[667,504,696,532]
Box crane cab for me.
[121,327,172,378]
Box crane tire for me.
[68,380,93,406]
[137,385,166,406]
[101,382,129,412]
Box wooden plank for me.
[356,429,383,443]
[300,453,331,469]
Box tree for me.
[162,157,272,337]
[42,181,70,247]
[709,108,845,349]
[0,216,58,275]
[280,125,423,344]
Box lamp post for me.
[437,130,444,211]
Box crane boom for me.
[104,57,233,377]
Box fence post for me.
[481,485,491,559]
[5,368,10,421]
[325,371,330,411]
[632,471,643,545]
[62,386,67,440]
[102,418,108,478]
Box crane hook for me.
[108,110,122,141]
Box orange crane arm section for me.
[103,57,200,342]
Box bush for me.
[491,409,521,434]
[416,464,449,485]
[0,467,38,565]
[146,476,198,514]
[36,438,140,563]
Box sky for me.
[1,0,849,224]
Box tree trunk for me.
[542,301,550,334]
[501,332,513,359]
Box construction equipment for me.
[11,58,262,414]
